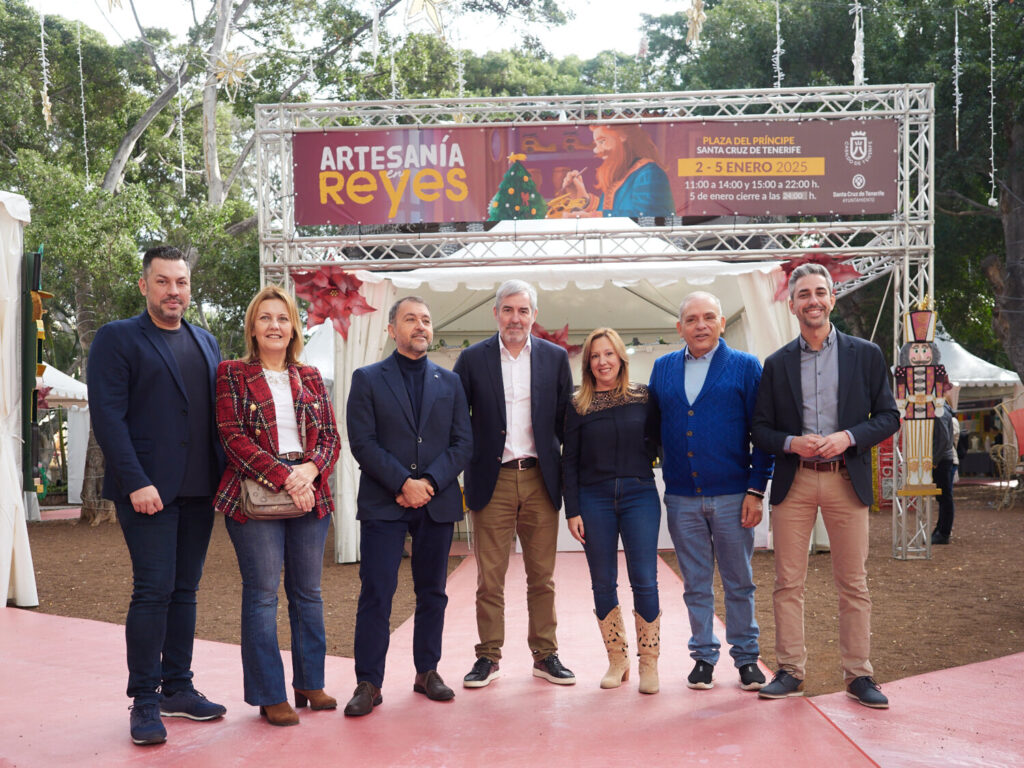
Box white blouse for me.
[263,368,303,454]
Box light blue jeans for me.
[664,492,759,667]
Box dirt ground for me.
[21,485,1024,697]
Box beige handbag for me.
[240,407,308,520]
[240,478,305,520]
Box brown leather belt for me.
[800,459,845,472]
[502,457,538,470]
[279,452,304,461]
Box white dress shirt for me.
[499,334,537,462]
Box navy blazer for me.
[752,330,899,507]
[347,354,472,523]
[454,334,573,512]
[88,311,223,505]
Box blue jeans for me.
[226,511,331,706]
[116,497,215,702]
[664,492,759,667]
[578,477,661,622]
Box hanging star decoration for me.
[531,322,582,356]
[406,0,449,35]
[686,0,707,46]
[292,266,377,340]
[209,49,259,102]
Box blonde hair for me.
[575,327,632,414]
[243,285,305,365]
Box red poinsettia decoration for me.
[36,385,52,410]
[773,253,862,301]
[531,322,582,356]
[291,266,376,339]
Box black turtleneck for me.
[393,350,426,424]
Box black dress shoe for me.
[532,653,576,685]
[931,531,950,545]
[414,670,455,701]
[343,681,382,717]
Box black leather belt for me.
[800,459,845,472]
[502,457,538,470]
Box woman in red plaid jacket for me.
[214,285,340,727]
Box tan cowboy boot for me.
[634,610,661,694]
[596,605,630,688]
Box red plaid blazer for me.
[214,359,339,522]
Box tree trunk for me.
[203,0,233,206]
[74,280,115,524]
[987,121,1024,379]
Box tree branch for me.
[221,0,403,199]
[128,0,168,81]
[937,188,1002,218]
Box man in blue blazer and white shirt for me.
[454,280,576,688]
[88,247,226,746]
[752,263,899,708]
[344,296,472,716]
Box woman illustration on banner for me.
[561,124,675,219]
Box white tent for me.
[323,220,799,562]
[37,363,90,506]
[0,190,38,607]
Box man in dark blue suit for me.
[752,263,899,708]
[344,297,472,716]
[454,280,576,688]
[88,247,226,745]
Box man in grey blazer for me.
[454,280,575,688]
[345,297,472,716]
[752,263,899,708]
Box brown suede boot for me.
[259,701,299,726]
[634,610,661,694]
[294,688,338,710]
[596,605,630,688]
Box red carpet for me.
[1,551,1020,767]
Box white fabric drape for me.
[737,270,800,361]
[331,279,397,563]
[67,406,89,504]
[0,191,38,607]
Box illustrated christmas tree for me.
[488,153,547,221]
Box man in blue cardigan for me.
[649,292,773,692]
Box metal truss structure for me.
[256,84,936,558]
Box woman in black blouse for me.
[563,327,661,693]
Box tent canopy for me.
[38,363,88,409]
[934,334,1021,388]
[359,260,777,338]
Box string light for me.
[850,1,864,86]
[772,0,784,89]
[39,15,52,128]
[987,0,997,208]
[76,22,90,179]
[953,9,962,151]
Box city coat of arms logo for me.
[844,130,873,166]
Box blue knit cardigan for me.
[648,339,773,496]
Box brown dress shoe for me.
[259,701,299,726]
[413,670,455,701]
[343,681,382,717]
[294,688,338,710]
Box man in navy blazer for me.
[88,247,226,745]
[752,263,899,708]
[344,297,472,716]
[453,280,575,688]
